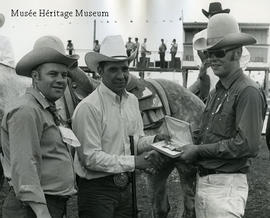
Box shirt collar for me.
[216,68,243,90]
[26,87,51,109]
[99,82,129,102]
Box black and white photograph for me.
[0,0,270,217]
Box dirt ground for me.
[0,137,269,218]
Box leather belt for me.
[45,194,70,202]
[198,166,220,177]
[113,172,131,189]
[77,173,131,190]
[198,166,244,177]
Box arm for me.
[132,99,155,154]
[8,107,49,214]
[198,87,264,159]
[188,57,210,99]
[29,202,51,218]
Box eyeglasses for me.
[203,46,240,58]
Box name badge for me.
[58,126,81,147]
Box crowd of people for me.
[94,36,179,69]
[0,2,268,218]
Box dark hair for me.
[98,61,106,70]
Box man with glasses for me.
[189,2,250,103]
[177,14,267,218]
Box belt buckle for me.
[113,173,129,188]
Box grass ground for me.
[0,137,269,218]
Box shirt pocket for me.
[212,111,235,138]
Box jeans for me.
[171,53,176,68]
[76,176,133,218]
[2,187,68,218]
[195,173,248,218]
[159,53,166,68]
[141,52,147,68]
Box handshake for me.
[135,134,171,174]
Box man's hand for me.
[176,144,199,164]
[197,50,211,76]
[135,151,170,174]
[135,152,152,170]
[153,134,171,143]
[197,50,207,63]
[144,150,169,170]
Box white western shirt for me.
[72,82,155,179]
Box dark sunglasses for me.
[203,46,240,58]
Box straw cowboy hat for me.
[85,35,136,72]
[16,35,79,77]
[202,2,230,18]
[0,13,5,28]
[194,13,256,51]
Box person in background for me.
[93,40,100,53]
[1,35,78,218]
[170,39,178,69]
[66,39,74,55]
[133,37,140,67]
[0,13,15,69]
[158,39,167,69]
[0,13,15,189]
[140,38,150,68]
[72,35,169,218]
[125,37,134,57]
[178,13,267,218]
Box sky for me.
[1,0,270,65]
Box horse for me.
[126,74,204,218]
[0,64,205,217]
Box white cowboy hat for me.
[16,35,79,77]
[194,13,256,50]
[0,13,5,28]
[85,35,136,72]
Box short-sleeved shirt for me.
[159,43,167,53]
[170,42,178,54]
[126,41,134,51]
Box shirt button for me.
[206,127,209,130]
[217,98,220,100]
[211,112,214,115]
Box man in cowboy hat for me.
[189,2,230,102]
[190,2,250,102]
[72,35,169,218]
[1,35,78,218]
[178,14,267,218]
[202,2,230,18]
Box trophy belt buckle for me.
[113,173,130,189]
